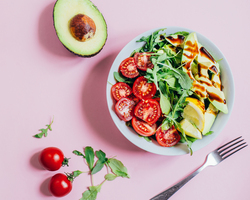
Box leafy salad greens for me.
[113,28,226,155]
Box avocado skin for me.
[52,0,108,57]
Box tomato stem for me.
[62,157,70,167]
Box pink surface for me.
[0,0,250,199]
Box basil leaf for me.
[85,147,95,170]
[107,158,129,178]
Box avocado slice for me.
[181,32,207,99]
[53,0,107,57]
[202,103,218,135]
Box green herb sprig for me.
[33,117,54,138]
[73,147,129,200]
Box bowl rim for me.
[106,26,235,156]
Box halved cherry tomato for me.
[155,125,181,147]
[119,57,139,78]
[133,76,156,100]
[134,52,154,71]
[132,117,157,136]
[134,99,161,124]
[115,97,135,121]
[111,82,132,101]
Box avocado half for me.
[53,0,107,57]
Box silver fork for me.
[150,136,248,200]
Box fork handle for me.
[150,165,207,200]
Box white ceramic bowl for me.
[106,26,234,156]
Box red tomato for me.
[134,99,161,124]
[132,117,157,136]
[111,82,132,101]
[115,97,135,121]
[39,147,66,171]
[134,52,154,71]
[49,173,72,197]
[128,93,140,105]
[133,76,156,100]
[119,57,139,78]
[156,125,181,147]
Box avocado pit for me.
[70,14,96,42]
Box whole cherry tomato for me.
[39,147,69,171]
[49,173,72,197]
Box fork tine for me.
[217,136,242,152]
[221,144,248,160]
[218,138,244,154]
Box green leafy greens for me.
[33,116,54,138]
[73,147,129,200]
[136,29,197,154]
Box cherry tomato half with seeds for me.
[133,76,157,100]
[119,57,139,78]
[132,117,157,136]
[111,82,132,101]
[39,147,69,171]
[134,52,154,71]
[134,99,161,125]
[49,173,72,197]
[115,97,135,121]
[156,125,181,147]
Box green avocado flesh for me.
[53,0,107,57]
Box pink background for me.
[0,0,249,199]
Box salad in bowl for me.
[106,27,234,155]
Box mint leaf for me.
[85,147,95,170]
[107,158,129,178]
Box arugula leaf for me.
[91,150,108,175]
[137,134,152,142]
[204,131,213,136]
[105,173,117,181]
[170,31,190,37]
[158,62,193,90]
[33,117,54,138]
[73,150,85,158]
[113,72,134,84]
[81,185,101,200]
[107,158,130,178]
[65,170,83,182]
[85,147,95,170]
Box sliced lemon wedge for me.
[180,118,202,139]
[182,97,205,132]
